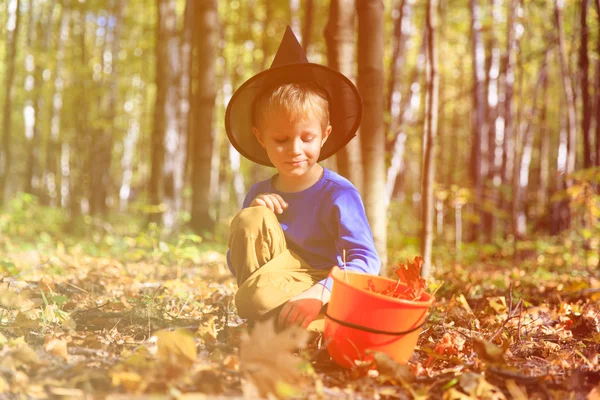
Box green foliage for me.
[0,193,67,241]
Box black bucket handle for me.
[324,311,429,336]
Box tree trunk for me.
[555,0,577,188]
[150,0,182,229]
[180,0,193,189]
[290,0,302,43]
[69,10,90,218]
[26,3,55,198]
[514,53,548,238]
[421,0,439,278]
[189,0,218,233]
[0,0,22,206]
[302,0,314,53]
[596,0,600,172]
[484,0,502,241]
[538,66,550,225]
[384,0,415,206]
[89,1,123,215]
[469,0,489,242]
[45,7,68,207]
[385,0,413,135]
[325,0,362,191]
[356,0,387,274]
[580,0,592,168]
[499,0,519,236]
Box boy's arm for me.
[317,188,381,291]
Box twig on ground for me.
[488,283,524,343]
[71,301,109,316]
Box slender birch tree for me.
[469,0,488,242]
[421,0,439,277]
[579,0,592,168]
[356,0,387,273]
[325,0,362,191]
[0,0,22,205]
[190,0,218,233]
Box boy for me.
[225,27,380,330]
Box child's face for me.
[253,111,331,179]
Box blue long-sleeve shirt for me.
[227,167,381,291]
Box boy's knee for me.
[235,286,269,320]
[231,206,278,231]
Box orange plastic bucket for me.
[324,266,434,368]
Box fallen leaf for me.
[371,351,415,383]
[443,387,472,400]
[111,370,144,392]
[427,332,466,366]
[14,312,39,329]
[240,319,309,399]
[153,329,197,370]
[475,375,507,400]
[393,256,427,300]
[505,379,528,400]
[44,336,69,361]
[472,338,508,366]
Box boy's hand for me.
[279,284,331,329]
[251,193,288,214]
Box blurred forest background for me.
[1,0,599,274]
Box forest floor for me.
[0,229,599,399]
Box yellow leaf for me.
[62,317,77,331]
[14,312,39,329]
[475,376,507,400]
[3,343,43,369]
[0,289,28,308]
[124,346,152,369]
[111,370,144,392]
[505,379,528,400]
[44,336,69,361]
[443,388,472,400]
[197,315,218,344]
[472,338,508,366]
[487,297,507,314]
[240,319,309,399]
[153,329,197,369]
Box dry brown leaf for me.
[13,312,39,329]
[239,319,309,399]
[505,379,528,400]
[44,336,69,361]
[153,329,197,370]
[474,376,507,400]
[588,384,600,400]
[443,388,472,400]
[0,342,44,370]
[371,351,415,383]
[393,256,427,300]
[111,370,145,393]
[472,337,508,366]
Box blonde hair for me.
[253,83,330,131]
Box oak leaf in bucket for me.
[366,256,428,301]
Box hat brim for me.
[225,63,362,167]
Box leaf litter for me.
[0,242,599,399]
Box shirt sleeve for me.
[317,188,381,291]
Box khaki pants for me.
[229,206,329,325]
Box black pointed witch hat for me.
[225,26,362,167]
